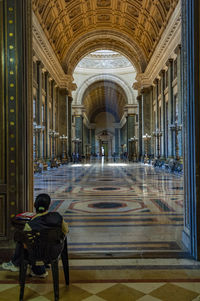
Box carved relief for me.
[97,15,110,22]
[117,1,121,10]
[97,0,111,7]
[156,14,162,29]
[33,0,180,70]
[127,5,139,18]
[125,20,135,31]
[163,0,171,12]
[85,0,91,10]
[69,7,80,19]
[72,21,83,32]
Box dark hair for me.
[34,193,51,213]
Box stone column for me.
[160,71,166,158]
[75,115,83,155]
[181,0,200,259]
[137,95,142,160]
[45,72,50,158]
[141,87,152,158]
[115,128,119,154]
[0,0,33,253]
[127,114,136,159]
[175,45,183,159]
[91,128,95,154]
[167,59,174,157]
[52,81,56,132]
[37,61,42,158]
[68,95,72,159]
[58,88,68,157]
[153,79,159,158]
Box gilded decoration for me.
[32,0,179,74]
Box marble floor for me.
[34,161,185,258]
[1,258,200,300]
[2,161,200,300]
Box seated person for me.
[2,193,68,278]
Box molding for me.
[74,73,135,106]
[135,0,181,89]
[32,12,76,91]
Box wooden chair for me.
[15,228,69,301]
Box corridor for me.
[34,162,185,257]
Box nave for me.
[34,162,184,257]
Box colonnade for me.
[32,55,73,164]
[137,46,182,163]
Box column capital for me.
[166,58,173,67]
[159,69,165,78]
[153,78,159,86]
[137,95,142,101]
[141,86,152,94]
[174,44,181,55]
[59,88,68,96]
[68,95,73,103]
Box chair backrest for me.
[14,228,64,264]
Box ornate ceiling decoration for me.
[76,50,132,69]
[32,0,179,74]
[82,80,127,122]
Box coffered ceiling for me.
[82,80,127,122]
[32,0,179,74]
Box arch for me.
[62,30,147,75]
[90,107,120,123]
[74,74,135,106]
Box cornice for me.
[32,12,76,91]
[135,0,181,89]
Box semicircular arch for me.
[62,30,147,75]
[74,74,135,106]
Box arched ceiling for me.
[32,0,179,74]
[82,80,127,122]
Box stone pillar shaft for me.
[68,96,72,158]
[137,95,142,159]
[37,61,42,158]
[182,0,200,259]
[160,71,166,158]
[141,87,152,158]
[167,59,174,157]
[45,72,50,158]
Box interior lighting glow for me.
[108,163,128,166]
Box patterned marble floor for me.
[1,258,200,300]
[34,161,185,258]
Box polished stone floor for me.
[34,160,184,257]
[1,258,200,300]
[2,162,200,300]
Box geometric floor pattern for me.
[1,162,197,300]
[34,161,185,257]
[1,257,200,300]
[0,282,199,301]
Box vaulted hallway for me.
[1,0,200,299]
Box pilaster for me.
[141,86,152,158]
[167,59,174,157]
[137,95,142,159]
[176,45,183,158]
[37,61,42,158]
[45,72,50,158]
[160,70,166,157]
[68,95,72,158]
